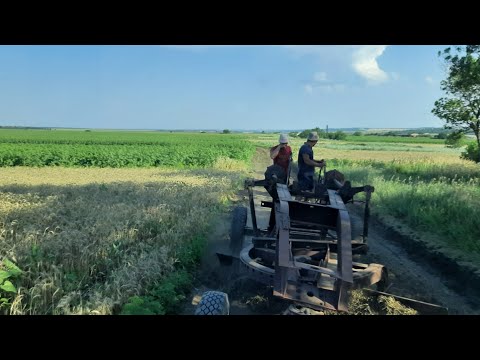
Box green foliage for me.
[345,135,444,144]
[435,132,448,139]
[336,160,480,255]
[121,269,193,315]
[445,131,465,148]
[222,129,231,134]
[0,258,22,311]
[121,296,166,315]
[299,127,326,139]
[432,45,480,162]
[461,142,480,162]
[327,131,347,140]
[0,130,255,168]
[120,235,205,315]
[352,131,363,136]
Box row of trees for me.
[291,128,347,140]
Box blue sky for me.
[0,45,449,130]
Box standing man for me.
[297,132,326,191]
[270,133,292,177]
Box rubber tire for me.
[194,291,230,315]
[264,164,287,184]
[230,206,247,254]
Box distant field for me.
[345,135,444,144]
[0,129,255,168]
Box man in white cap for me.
[270,133,292,176]
[297,131,326,190]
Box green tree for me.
[432,45,480,162]
[222,129,231,134]
[445,130,465,148]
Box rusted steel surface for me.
[233,173,438,314]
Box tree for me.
[445,130,465,148]
[432,45,480,162]
[222,129,231,134]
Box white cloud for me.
[304,84,313,94]
[313,72,327,82]
[425,76,434,84]
[351,45,389,84]
[283,45,390,85]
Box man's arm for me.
[270,145,282,159]
[302,153,325,168]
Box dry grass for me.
[0,166,244,314]
[347,290,418,315]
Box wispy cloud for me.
[304,70,345,94]
[304,83,345,94]
[316,84,346,93]
[425,76,434,84]
[313,72,327,82]
[351,46,389,84]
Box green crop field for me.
[0,129,255,168]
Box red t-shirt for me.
[270,145,292,174]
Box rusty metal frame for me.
[218,175,447,314]
[235,180,385,312]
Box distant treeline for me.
[0,126,52,130]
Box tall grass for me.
[0,167,244,314]
[337,162,480,255]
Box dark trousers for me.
[297,171,314,191]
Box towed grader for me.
[194,164,448,315]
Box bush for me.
[461,142,480,163]
[327,131,347,140]
[445,131,465,148]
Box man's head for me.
[307,132,319,146]
[279,133,289,145]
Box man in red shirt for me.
[270,133,292,177]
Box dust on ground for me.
[182,147,480,315]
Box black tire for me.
[230,206,247,254]
[194,291,230,315]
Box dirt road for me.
[182,148,480,315]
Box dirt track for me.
[182,148,480,315]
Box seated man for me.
[297,132,325,191]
